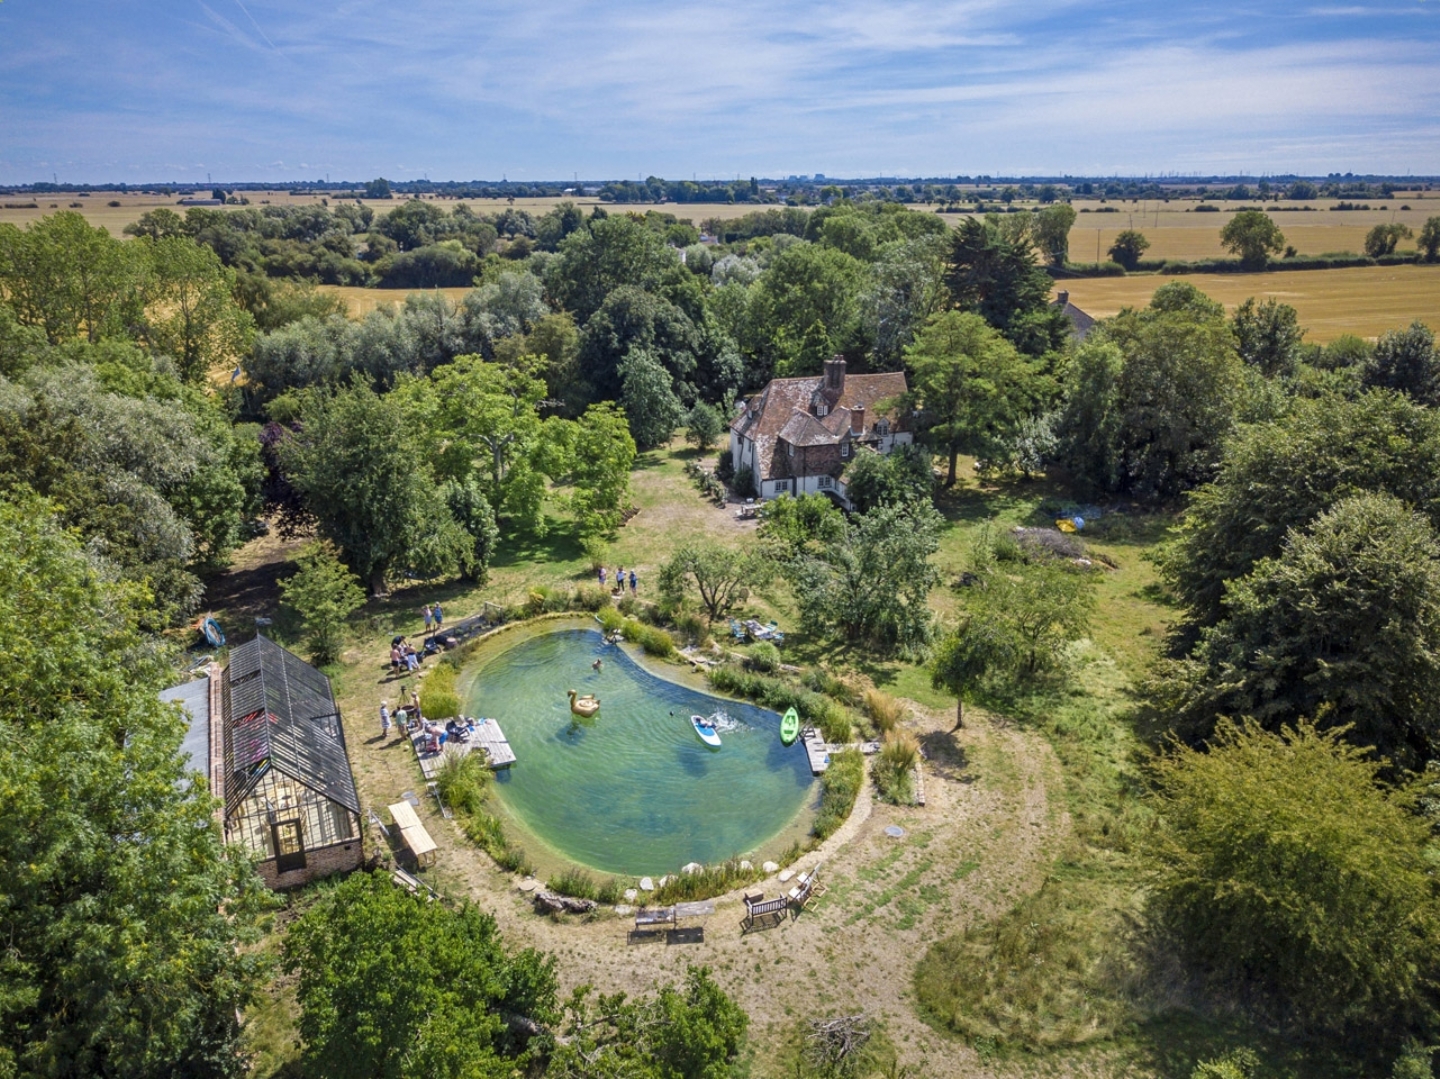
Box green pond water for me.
[463,628,815,876]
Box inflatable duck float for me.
[567,689,600,718]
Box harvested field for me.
[1058,264,1440,342]
[318,284,474,316]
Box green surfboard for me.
[780,706,800,746]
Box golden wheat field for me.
[1057,264,1440,342]
[318,285,474,316]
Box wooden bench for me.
[741,892,790,933]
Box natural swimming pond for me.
[462,628,815,876]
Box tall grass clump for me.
[746,641,781,673]
[872,730,919,804]
[622,617,674,657]
[813,748,864,841]
[547,866,622,902]
[433,748,489,815]
[653,858,765,904]
[863,688,906,735]
[420,663,460,720]
[460,807,533,875]
[572,584,608,611]
[597,606,625,633]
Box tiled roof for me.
[732,368,908,481]
[1052,298,1096,340]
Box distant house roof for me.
[731,358,907,482]
[221,634,359,817]
[1051,290,1096,341]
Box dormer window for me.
[817,404,828,417]
[840,442,850,458]
[876,418,890,437]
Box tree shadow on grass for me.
[1123,1009,1355,1079]
[490,519,584,569]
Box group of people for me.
[390,637,422,673]
[423,716,476,754]
[379,688,423,740]
[420,602,445,634]
[598,565,639,594]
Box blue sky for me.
[1,1,1437,183]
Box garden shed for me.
[221,634,363,888]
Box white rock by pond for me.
[516,877,539,892]
[624,889,638,901]
[739,860,753,870]
[762,861,779,873]
[639,877,654,891]
[778,869,795,883]
[681,862,703,875]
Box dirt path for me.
[370,695,1067,1078]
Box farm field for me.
[318,283,474,315]
[1057,263,1440,342]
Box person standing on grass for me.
[599,566,607,588]
[410,688,422,724]
[629,569,637,594]
[422,604,433,634]
[433,602,443,631]
[380,701,392,739]
[616,566,624,593]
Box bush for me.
[548,867,599,900]
[872,730,919,804]
[623,618,674,657]
[597,606,625,634]
[813,748,864,840]
[461,808,532,875]
[433,749,489,816]
[733,465,756,498]
[1191,1048,1259,1079]
[714,450,734,483]
[673,611,712,647]
[862,688,906,734]
[746,641,781,673]
[420,663,460,720]
[572,584,608,612]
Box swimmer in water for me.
[593,658,603,672]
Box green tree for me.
[904,310,1053,486]
[861,233,949,365]
[1034,203,1078,267]
[545,214,688,322]
[1145,720,1440,1038]
[278,542,366,664]
[1362,321,1439,406]
[968,557,1096,675]
[1164,494,1440,767]
[756,492,845,560]
[1107,229,1151,270]
[284,872,558,1079]
[139,235,255,383]
[443,476,500,583]
[1419,216,1440,262]
[562,401,636,536]
[745,242,865,379]
[549,966,749,1079]
[278,379,471,593]
[658,542,774,620]
[842,442,933,513]
[619,346,686,449]
[1231,297,1303,379]
[1160,389,1440,629]
[1079,284,1246,499]
[1219,210,1285,270]
[684,400,723,451]
[1365,222,1414,258]
[0,496,270,1079]
[0,211,142,343]
[790,501,942,658]
[944,216,1060,344]
[931,615,1016,729]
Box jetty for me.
[800,729,881,775]
[410,717,516,779]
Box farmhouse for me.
[729,356,911,507]
[1051,290,1096,341]
[161,634,363,889]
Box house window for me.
[817,404,828,417]
[876,418,890,436]
[818,475,833,489]
[787,442,794,457]
[841,442,849,458]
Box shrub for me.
[572,584,608,612]
[1191,1048,1259,1079]
[623,618,674,657]
[706,663,850,740]
[863,689,905,734]
[714,449,734,483]
[746,642,781,673]
[461,808,532,875]
[813,748,864,840]
[433,749,489,816]
[420,663,460,720]
[872,730,919,804]
[673,611,712,647]
[597,606,625,633]
[733,465,756,498]
[548,867,598,900]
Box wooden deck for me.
[800,730,881,775]
[410,717,516,779]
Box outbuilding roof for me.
[221,634,359,817]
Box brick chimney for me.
[1056,290,1070,307]
[823,355,846,396]
[850,406,865,435]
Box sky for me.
[1,0,1437,184]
